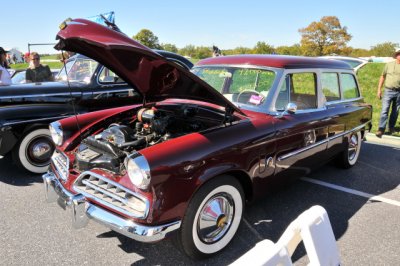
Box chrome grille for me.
[73,171,149,219]
[51,150,69,182]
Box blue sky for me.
[2,0,399,54]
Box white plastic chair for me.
[231,205,340,266]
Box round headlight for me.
[126,155,151,190]
[49,121,64,146]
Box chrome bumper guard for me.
[42,172,181,242]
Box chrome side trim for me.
[42,172,180,242]
[0,92,81,99]
[278,139,328,161]
[73,171,150,219]
[2,116,70,127]
[278,121,371,161]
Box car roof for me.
[320,56,368,63]
[196,55,352,69]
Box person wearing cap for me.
[25,52,53,83]
[376,49,400,137]
[0,47,12,86]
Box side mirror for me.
[286,102,297,114]
[277,102,297,118]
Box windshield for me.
[57,57,99,83]
[192,67,276,111]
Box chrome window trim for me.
[96,65,127,85]
[325,97,363,106]
[81,88,132,96]
[277,120,371,161]
[192,64,283,73]
[73,170,150,219]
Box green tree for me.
[252,41,275,54]
[194,46,212,59]
[276,44,302,55]
[299,16,352,56]
[133,29,162,49]
[232,46,253,55]
[179,45,196,58]
[161,43,178,53]
[370,42,399,57]
[349,48,371,57]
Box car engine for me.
[75,106,219,173]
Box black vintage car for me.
[0,51,193,174]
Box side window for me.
[275,75,289,111]
[341,73,359,99]
[291,72,317,110]
[99,67,125,84]
[321,73,340,102]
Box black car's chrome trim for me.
[0,92,81,99]
[81,88,132,95]
[277,121,371,161]
[0,87,134,100]
[2,116,70,126]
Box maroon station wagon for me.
[43,18,372,259]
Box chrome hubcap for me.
[197,193,234,243]
[32,142,52,159]
[27,136,54,166]
[348,134,359,161]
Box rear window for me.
[341,74,359,99]
[321,73,340,102]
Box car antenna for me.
[61,51,83,140]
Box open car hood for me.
[55,18,242,115]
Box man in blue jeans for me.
[376,49,400,138]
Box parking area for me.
[1,135,399,265]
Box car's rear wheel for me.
[177,176,244,259]
[13,128,55,174]
[336,131,362,169]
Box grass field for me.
[357,63,400,137]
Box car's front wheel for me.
[336,131,362,169]
[177,176,244,259]
[13,128,55,174]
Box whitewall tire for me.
[337,131,362,169]
[178,176,244,259]
[13,128,55,174]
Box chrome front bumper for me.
[42,172,181,242]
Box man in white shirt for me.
[0,47,12,86]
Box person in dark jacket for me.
[25,52,53,82]
[0,47,11,86]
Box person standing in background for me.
[25,52,53,83]
[376,49,400,137]
[0,47,12,86]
